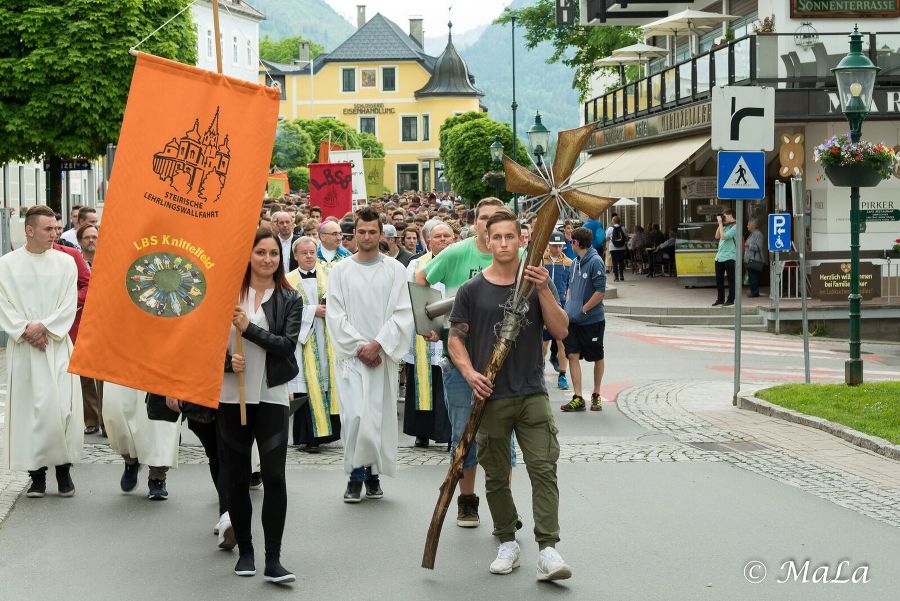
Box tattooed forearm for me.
[449,322,469,340]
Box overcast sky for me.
[323,0,514,36]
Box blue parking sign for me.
[768,213,792,252]
[717,151,765,200]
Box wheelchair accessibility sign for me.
[768,213,791,252]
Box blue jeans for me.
[442,361,515,469]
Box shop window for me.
[397,164,419,192]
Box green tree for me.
[259,35,324,64]
[440,117,528,204]
[292,118,384,159]
[357,132,385,159]
[495,1,640,100]
[439,111,487,157]
[287,166,310,192]
[0,0,197,211]
[272,120,314,169]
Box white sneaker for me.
[216,512,236,550]
[537,547,572,581]
[489,541,521,575]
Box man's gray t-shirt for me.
[449,272,555,400]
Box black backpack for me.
[611,225,627,246]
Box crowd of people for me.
[0,189,632,586]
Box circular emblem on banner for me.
[125,252,207,318]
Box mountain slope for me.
[458,0,580,139]
[250,0,355,50]
[249,0,581,136]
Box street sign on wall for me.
[717,151,766,200]
[768,213,792,252]
[712,86,775,151]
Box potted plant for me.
[813,133,898,187]
[752,15,775,34]
[893,239,900,253]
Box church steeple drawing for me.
[152,107,230,203]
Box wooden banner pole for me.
[211,0,223,74]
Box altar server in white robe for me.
[326,207,414,503]
[0,205,82,498]
[102,383,180,500]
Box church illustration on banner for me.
[152,107,231,203]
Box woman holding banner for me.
[219,228,303,584]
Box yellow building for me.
[260,11,483,193]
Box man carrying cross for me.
[447,209,572,581]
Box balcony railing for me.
[584,32,900,126]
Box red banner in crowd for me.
[68,52,280,408]
[308,162,353,220]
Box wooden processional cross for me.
[422,122,616,569]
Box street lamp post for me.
[527,111,551,171]
[831,26,880,386]
[511,16,518,164]
[489,134,504,198]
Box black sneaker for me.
[26,468,47,498]
[712,301,724,307]
[364,478,383,499]
[723,301,734,307]
[234,551,256,577]
[414,437,429,448]
[303,444,321,454]
[55,464,75,497]
[148,478,168,500]
[343,480,362,503]
[264,558,296,584]
[249,472,263,490]
[456,494,480,528]
[120,461,140,492]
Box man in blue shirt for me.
[561,227,607,413]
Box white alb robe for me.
[0,247,82,471]
[102,383,180,468]
[326,255,414,477]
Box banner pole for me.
[212,0,223,74]
[235,326,247,425]
[213,3,241,422]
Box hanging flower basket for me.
[814,133,897,188]
[481,170,506,187]
[893,239,900,253]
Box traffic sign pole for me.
[792,178,811,384]
[733,199,744,405]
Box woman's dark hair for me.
[240,228,292,301]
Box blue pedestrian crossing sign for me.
[768,213,791,252]
[717,151,765,200]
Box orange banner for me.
[69,53,280,408]
[318,139,343,163]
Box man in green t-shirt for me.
[713,208,738,307]
[414,197,504,529]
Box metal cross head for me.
[502,122,616,223]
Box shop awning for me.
[570,135,710,198]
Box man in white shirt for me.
[60,207,98,250]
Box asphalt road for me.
[1,315,899,601]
